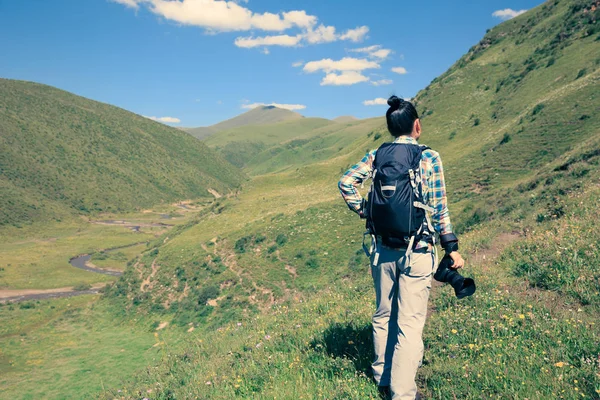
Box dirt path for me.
[218,241,276,309]
[0,283,107,303]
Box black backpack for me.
[365,142,431,248]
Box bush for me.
[546,57,555,67]
[306,257,320,269]
[275,234,288,247]
[73,283,92,291]
[234,236,252,253]
[373,132,382,141]
[500,133,512,145]
[575,68,587,79]
[449,131,456,140]
[532,103,545,115]
[473,118,481,127]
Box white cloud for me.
[282,10,317,29]
[292,61,304,67]
[110,0,139,8]
[363,98,387,106]
[115,1,370,51]
[492,8,527,20]
[350,45,392,60]
[371,79,393,86]
[392,66,408,75]
[148,0,318,32]
[242,102,306,111]
[234,34,302,48]
[144,115,181,123]
[303,57,380,73]
[302,57,380,86]
[321,71,369,86]
[339,26,369,42]
[305,24,337,44]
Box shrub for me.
[575,68,587,79]
[373,132,382,141]
[234,236,252,253]
[73,283,92,291]
[267,245,278,254]
[449,131,456,140]
[275,234,288,247]
[473,118,481,127]
[546,57,555,67]
[500,133,512,145]
[532,103,545,115]
[306,257,320,269]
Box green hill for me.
[0,79,245,226]
[184,106,305,140]
[4,0,600,399]
[333,115,359,123]
[204,116,336,169]
[96,0,600,398]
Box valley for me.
[1,0,599,398]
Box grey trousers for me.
[370,243,434,400]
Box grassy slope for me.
[203,117,335,169]
[4,0,599,398]
[0,79,244,227]
[97,1,600,398]
[0,296,165,400]
[184,106,304,140]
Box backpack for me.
[364,142,433,250]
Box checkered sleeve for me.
[428,153,454,235]
[338,150,376,214]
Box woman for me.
[338,95,465,399]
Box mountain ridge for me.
[0,79,245,226]
[184,106,305,140]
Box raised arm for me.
[338,150,376,216]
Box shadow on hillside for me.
[311,322,375,378]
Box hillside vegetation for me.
[2,0,599,398]
[184,106,304,140]
[205,117,384,172]
[0,79,244,226]
[96,0,600,398]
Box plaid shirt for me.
[338,136,454,247]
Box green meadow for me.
[1,0,599,398]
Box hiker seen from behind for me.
[338,95,466,400]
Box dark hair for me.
[386,95,419,137]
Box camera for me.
[434,254,476,299]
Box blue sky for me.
[0,0,543,127]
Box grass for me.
[99,217,600,399]
[0,202,207,289]
[0,296,167,400]
[0,78,244,227]
[4,0,600,398]
[0,220,156,289]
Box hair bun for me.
[387,95,403,110]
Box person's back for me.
[338,96,465,400]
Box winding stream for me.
[0,242,145,303]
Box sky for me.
[0,0,544,127]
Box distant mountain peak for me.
[333,116,359,123]
[185,105,305,139]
